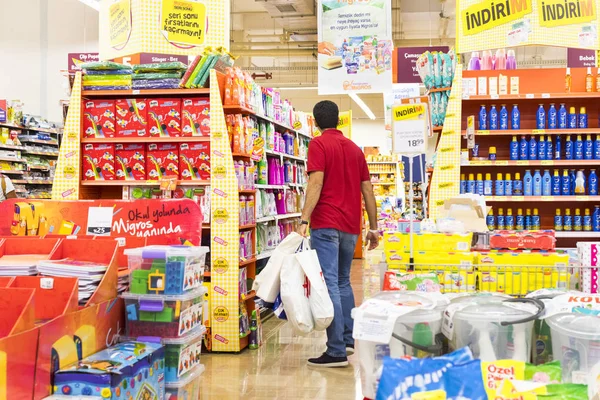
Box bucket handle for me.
[391,332,444,355]
[500,298,545,326]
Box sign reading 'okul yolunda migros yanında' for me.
[392,104,428,155]
[317,0,393,95]
[456,0,600,53]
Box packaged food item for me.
[83,100,115,138]
[115,143,146,181]
[115,98,148,137]
[182,98,210,136]
[148,98,181,137]
[82,143,115,180]
[179,142,210,180]
[146,143,179,179]
[382,271,441,292]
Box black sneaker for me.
[346,345,355,356]
[307,353,348,367]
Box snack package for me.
[82,143,115,180]
[499,381,587,400]
[481,360,563,399]
[146,143,179,179]
[115,99,147,138]
[382,271,441,292]
[83,100,115,138]
[115,143,146,181]
[179,142,210,180]
[148,98,181,137]
[182,98,210,136]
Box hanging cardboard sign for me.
[392,104,428,154]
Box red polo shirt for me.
[307,129,370,234]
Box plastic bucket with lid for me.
[353,291,445,400]
[448,295,544,362]
[547,312,600,384]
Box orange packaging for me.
[83,100,115,138]
[146,143,179,179]
[179,142,210,180]
[116,143,146,181]
[181,98,210,137]
[82,143,115,180]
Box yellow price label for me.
[532,129,546,134]
[541,196,554,201]
[495,160,508,166]
[512,196,524,201]
[516,160,529,166]
[541,160,554,166]
[476,130,490,135]
[475,161,492,165]
[576,196,590,201]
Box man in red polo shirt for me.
[297,100,379,367]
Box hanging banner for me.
[394,46,449,84]
[392,104,428,155]
[337,110,352,138]
[456,0,600,53]
[567,48,597,67]
[384,83,420,130]
[317,0,393,95]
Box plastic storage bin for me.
[165,364,204,399]
[122,286,206,338]
[125,245,209,295]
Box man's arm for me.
[297,171,324,236]
[361,180,379,250]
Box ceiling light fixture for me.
[349,93,376,120]
[78,0,100,11]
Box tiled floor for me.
[200,255,383,399]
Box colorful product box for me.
[179,142,210,180]
[54,341,165,399]
[381,271,441,292]
[115,143,146,181]
[489,230,556,251]
[82,143,115,180]
[478,250,569,271]
[83,100,116,138]
[384,232,472,253]
[0,100,6,122]
[416,268,476,293]
[115,99,148,138]
[147,98,181,137]
[577,242,600,293]
[146,143,179,179]
[478,270,568,295]
[182,98,210,136]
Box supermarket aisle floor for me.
[200,255,382,400]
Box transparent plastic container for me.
[122,286,206,339]
[125,245,209,295]
[165,364,204,399]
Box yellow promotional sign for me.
[160,0,207,47]
[462,0,532,35]
[337,110,352,139]
[393,104,426,121]
[108,0,132,48]
[391,104,428,153]
[537,0,596,27]
[456,0,600,52]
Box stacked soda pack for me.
[120,245,210,398]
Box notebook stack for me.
[0,254,48,276]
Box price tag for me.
[532,129,546,134]
[576,196,589,201]
[495,160,508,166]
[542,93,551,98]
[517,160,529,166]
[160,177,177,191]
[542,196,554,201]
[476,130,490,135]
[132,90,140,95]
[40,278,54,290]
[512,196,524,201]
[462,94,470,100]
[541,160,554,166]
[526,94,535,99]
[491,94,499,99]
[392,104,428,154]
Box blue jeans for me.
[311,228,358,358]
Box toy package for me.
[83,100,116,138]
[147,143,179,179]
[179,142,210,180]
[182,98,210,136]
[382,271,441,292]
[490,230,556,251]
[148,98,181,137]
[53,341,165,400]
[115,143,146,181]
[82,143,115,180]
[115,99,148,138]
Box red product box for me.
[146,143,179,179]
[0,99,7,122]
[83,100,116,138]
[147,98,181,137]
[179,142,210,180]
[116,143,146,181]
[182,98,210,137]
[82,143,115,180]
[115,99,148,138]
[489,230,556,251]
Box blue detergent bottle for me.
[519,136,529,160]
[486,209,495,230]
[575,135,584,160]
[562,169,570,195]
[532,208,541,230]
[579,107,588,128]
[533,170,542,196]
[476,173,484,195]
[499,105,509,130]
[460,174,466,194]
[529,136,538,160]
[555,135,562,160]
[511,105,520,129]
[558,103,567,128]
[536,104,546,129]
[495,173,505,196]
[505,209,515,230]
[570,169,577,195]
[584,208,592,231]
[585,135,594,160]
[574,208,582,231]
[595,134,600,159]
[510,136,519,160]
[554,209,563,231]
[513,172,523,195]
[538,136,546,160]
[524,170,533,196]
[484,173,493,195]
[548,103,557,129]
[546,136,553,160]
[478,105,487,130]
[564,209,573,231]
[504,173,513,196]
[542,170,552,196]
[489,105,499,130]
[525,209,532,229]
[552,170,561,195]
[516,208,525,230]
[568,107,577,129]
[593,205,600,231]
[565,135,573,159]
[497,208,505,230]
[590,169,598,195]
[467,173,475,194]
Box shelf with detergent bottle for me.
[466,129,600,136]
[464,160,600,167]
[486,196,600,202]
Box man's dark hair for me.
[313,100,339,130]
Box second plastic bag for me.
[280,250,314,334]
[295,239,334,331]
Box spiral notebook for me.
[37,258,109,304]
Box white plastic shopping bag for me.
[252,232,303,302]
[295,239,334,331]
[280,251,314,334]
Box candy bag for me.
[381,271,441,292]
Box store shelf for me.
[22,150,59,157]
[465,160,600,167]
[0,144,25,151]
[256,184,285,190]
[256,250,274,261]
[486,195,600,202]
[81,88,210,97]
[367,161,397,164]
[555,231,599,238]
[81,136,209,144]
[12,180,52,185]
[28,166,50,171]
[288,182,304,188]
[239,224,256,230]
[0,157,25,163]
[428,87,452,93]
[432,126,444,132]
[238,189,256,194]
[222,104,301,135]
[256,212,301,223]
[0,170,24,175]
[0,123,60,135]
[19,138,59,146]
[463,92,600,101]
[241,290,256,301]
[81,180,210,186]
[265,148,306,162]
[239,257,256,266]
[232,152,252,158]
[468,128,600,136]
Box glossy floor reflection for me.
[200,256,383,400]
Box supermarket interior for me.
[4,0,600,399]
